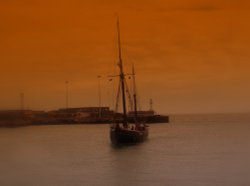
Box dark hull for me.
[110,127,148,145]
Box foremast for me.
[132,65,138,123]
[117,18,128,128]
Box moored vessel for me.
[110,18,148,145]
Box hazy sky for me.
[1,0,250,113]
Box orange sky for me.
[1,0,250,113]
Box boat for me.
[110,18,149,145]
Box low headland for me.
[0,107,169,127]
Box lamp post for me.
[97,75,102,118]
[20,92,24,111]
[65,81,69,109]
[150,98,153,111]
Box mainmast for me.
[117,18,128,127]
[132,65,138,122]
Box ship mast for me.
[132,65,138,122]
[117,18,128,127]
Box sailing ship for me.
[110,19,149,145]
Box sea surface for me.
[0,113,250,186]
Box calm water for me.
[1,113,250,186]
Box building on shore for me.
[47,107,114,124]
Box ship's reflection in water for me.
[0,113,250,186]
